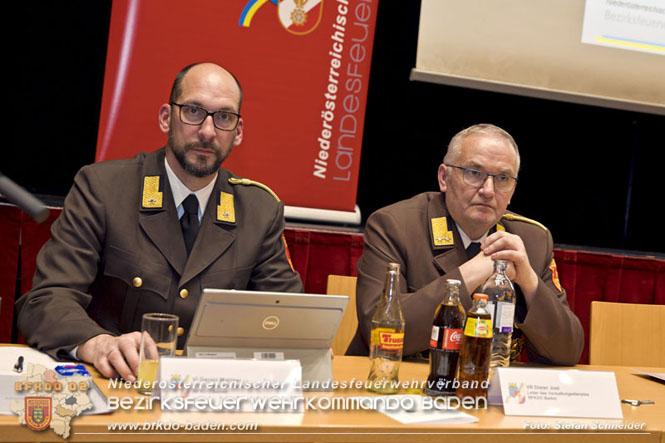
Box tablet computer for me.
[184,288,348,387]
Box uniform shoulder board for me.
[228,177,280,201]
[501,213,548,231]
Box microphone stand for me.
[0,172,49,223]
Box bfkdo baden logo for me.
[12,363,93,439]
[25,397,52,431]
[239,0,324,35]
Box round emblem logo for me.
[262,316,280,330]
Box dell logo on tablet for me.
[262,316,280,330]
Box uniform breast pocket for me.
[100,245,173,332]
[102,245,171,299]
[200,265,253,290]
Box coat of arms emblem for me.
[25,397,52,431]
[278,0,324,35]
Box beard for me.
[168,132,229,178]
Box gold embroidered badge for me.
[217,192,236,223]
[142,176,163,208]
[549,258,563,292]
[431,217,454,247]
[497,224,506,232]
[282,234,296,273]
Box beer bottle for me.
[481,259,516,367]
[426,279,466,396]
[456,293,493,400]
[367,262,405,394]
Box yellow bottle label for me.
[464,317,493,338]
[379,331,404,351]
[370,328,404,351]
[371,327,392,347]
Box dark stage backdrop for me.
[6,1,664,255]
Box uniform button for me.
[177,327,185,337]
[132,277,143,288]
[179,289,189,299]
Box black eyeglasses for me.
[171,103,241,131]
[445,164,518,193]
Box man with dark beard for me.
[16,63,303,381]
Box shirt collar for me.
[164,157,217,218]
[456,226,489,249]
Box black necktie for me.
[466,242,481,259]
[180,194,200,255]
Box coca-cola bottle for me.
[481,259,516,368]
[426,279,466,396]
[456,293,493,400]
[367,262,405,394]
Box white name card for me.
[158,357,303,412]
[493,367,622,419]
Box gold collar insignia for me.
[141,176,163,209]
[431,216,454,247]
[217,191,236,224]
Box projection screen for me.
[411,0,665,115]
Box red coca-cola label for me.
[430,327,463,350]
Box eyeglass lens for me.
[179,104,238,130]
[463,169,515,192]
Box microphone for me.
[0,172,49,223]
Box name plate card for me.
[495,367,623,419]
[158,358,303,413]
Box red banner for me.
[96,0,377,212]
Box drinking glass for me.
[136,313,178,395]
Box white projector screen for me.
[411,0,665,115]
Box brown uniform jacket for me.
[16,149,303,359]
[346,192,584,365]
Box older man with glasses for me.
[17,62,303,381]
[347,124,583,366]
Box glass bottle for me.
[456,293,493,399]
[367,262,405,394]
[426,279,466,396]
[481,259,516,367]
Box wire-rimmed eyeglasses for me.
[445,164,517,193]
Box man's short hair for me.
[444,123,521,173]
[168,62,244,111]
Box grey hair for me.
[443,124,521,173]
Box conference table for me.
[1,348,664,442]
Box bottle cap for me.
[387,262,400,272]
[446,279,461,286]
[473,293,488,300]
